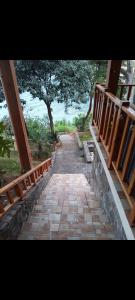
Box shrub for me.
[0,122,13,158]
[54,119,76,133]
[73,113,92,132]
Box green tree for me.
[77,60,107,130]
[0,60,108,135]
[26,116,49,144]
[15,60,94,137]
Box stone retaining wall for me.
[91,148,126,240]
[90,145,135,240]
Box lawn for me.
[0,151,21,187]
[0,143,54,187]
[0,151,21,176]
[79,131,92,142]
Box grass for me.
[79,132,92,142]
[0,151,21,177]
[54,120,76,134]
[54,124,76,133]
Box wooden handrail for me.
[0,158,52,218]
[118,84,135,87]
[122,106,135,120]
[92,84,135,226]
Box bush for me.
[73,113,92,132]
[0,122,13,158]
[54,119,76,133]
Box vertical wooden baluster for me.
[40,167,42,176]
[23,179,27,190]
[31,173,36,185]
[42,165,44,175]
[108,105,118,153]
[116,116,130,169]
[129,204,135,227]
[15,183,23,199]
[121,126,135,181]
[94,89,99,125]
[108,103,130,169]
[96,92,101,128]
[105,101,114,146]
[97,92,102,128]
[92,88,98,125]
[7,191,14,204]
[49,159,52,167]
[27,176,32,186]
[98,94,107,142]
[35,170,38,179]
[102,99,111,141]
[0,201,5,214]
[95,90,100,127]
[128,170,135,195]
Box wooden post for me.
[106,60,122,95]
[0,60,32,172]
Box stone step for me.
[18,134,116,240]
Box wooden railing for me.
[117,84,135,101]
[0,158,52,218]
[92,84,135,226]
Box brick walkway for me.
[18,134,115,240]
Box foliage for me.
[1,116,13,138]
[26,116,49,143]
[0,152,20,187]
[73,113,92,132]
[25,116,55,161]
[0,156,20,175]
[88,60,107,93]
[15,60,96,136]
[0,122,13,158]
[79,132,92,142]
[54,119,76,133]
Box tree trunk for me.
[46,102,55,137]
[81,95,93,131]
[85,94,93,120]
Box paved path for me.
[18,134,115,240]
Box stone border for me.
[75,131,83,150]
[83,141,94,163]
[0,152,57,240]
[90,125,134,240]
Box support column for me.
[106,60,122,95]
[0,60,32,172]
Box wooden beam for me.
[106,60,122,95]
[0,60,32,172]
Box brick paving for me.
[18,134,115,240]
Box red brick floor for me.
[18,135,115,240]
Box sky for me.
[0,92,89,122]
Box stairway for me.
[18,134,115,240]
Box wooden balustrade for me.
[117,84,135,101]
[93,84,135,226]
[0,158,52,218]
